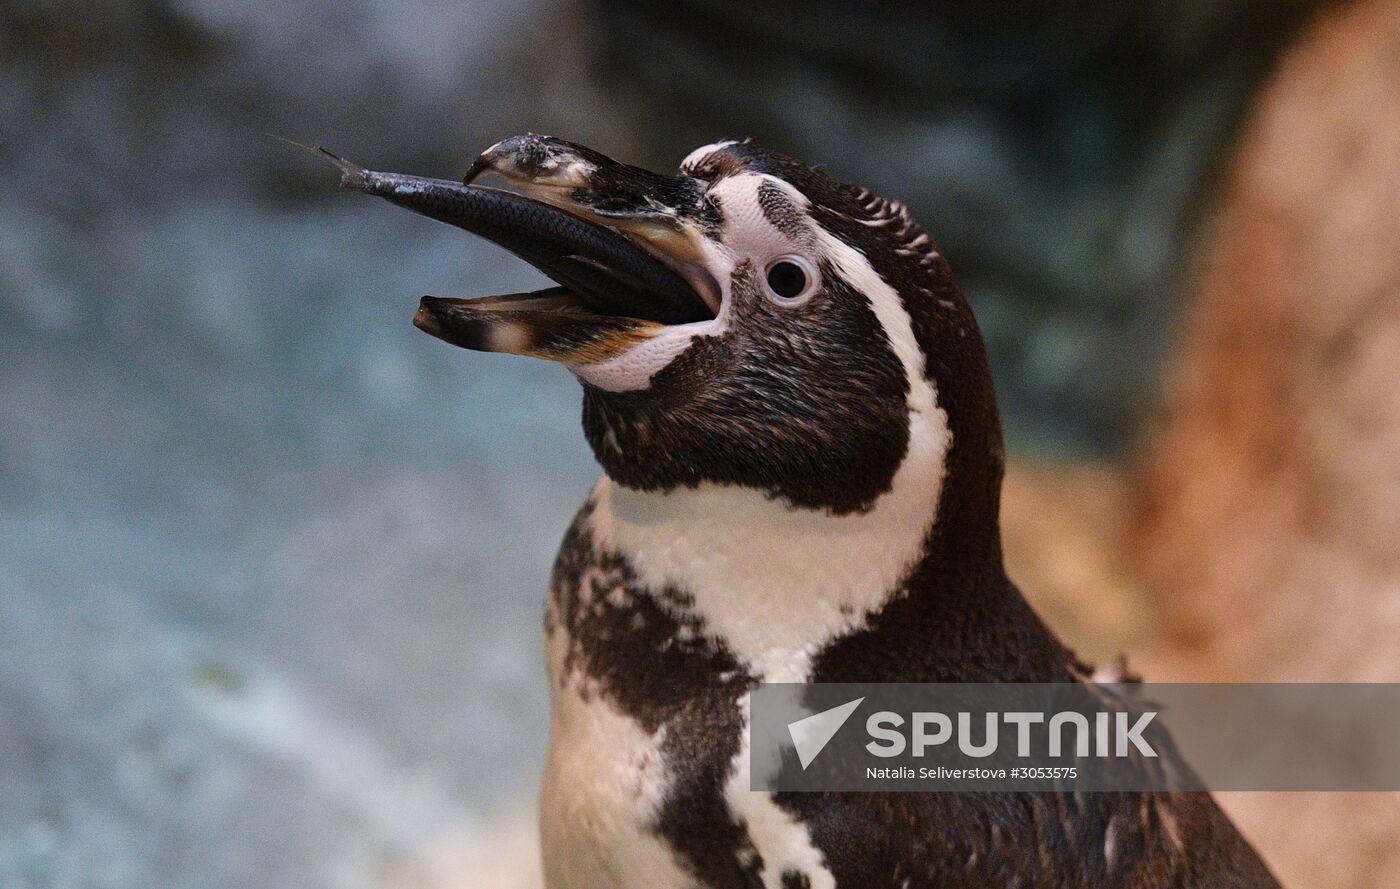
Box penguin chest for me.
[536,488,869,889]
[538,680,692,889]
[539,633,832,889]
[538,517,754,889]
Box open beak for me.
[315,135,718,365]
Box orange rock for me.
[1133,0,1400,883]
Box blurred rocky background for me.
[3,0,1396,887]
[592,0,1321,452]
[1133,0,1400,881]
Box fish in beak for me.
[310,135,720,366]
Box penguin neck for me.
[586,404,1070,687]
[587,396,962,684]
[805,395,1074,684]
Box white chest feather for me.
[540,681,843,889]
[539,674,689,889]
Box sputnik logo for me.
[787,697,865,769]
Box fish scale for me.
[317,147,710,324]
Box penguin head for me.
[354,135,1002,520]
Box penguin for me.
[325,134,1282,889]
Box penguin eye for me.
[762,256,817,305]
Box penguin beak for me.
[317,135,719,366]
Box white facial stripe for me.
[567,172,817,392]
[812,213,940,419]
[589,235,948,681]
[681,139,739,172]
[566,320,711,391]
[710,173,804,259]
[566,218,739,390]
[566,175,799,392]
[760,172,940,419]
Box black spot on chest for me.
[548,500,749,729]
[548,500,766,887]
[781,870,811,889]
